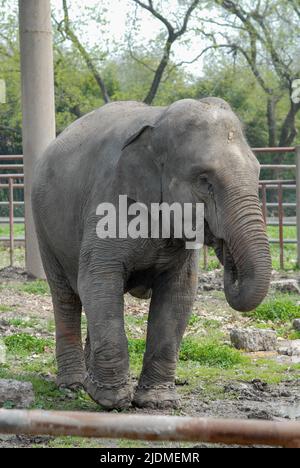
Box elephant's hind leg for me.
[40,245,85,388]
[52,288,85,389]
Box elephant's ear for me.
[115,125,162,206]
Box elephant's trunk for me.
[221,187,272,312]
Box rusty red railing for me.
[0,409,299,447]
[255,147,299,270]
[0,149,300,269]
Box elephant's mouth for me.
[204,220,239,289]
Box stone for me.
[0,340,6,365]
[278,340,300,357]
[293,319,300,332]
[0,379,35,408]
[230,328,277,352]
[271,280,300,294]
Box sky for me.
[51,0,211,76]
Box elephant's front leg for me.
[133,253,198,409]
[78,269,132,410]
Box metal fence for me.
[0,148,300,269]
[255,147,299,270]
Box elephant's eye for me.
[208,183,213,195]
[200,176,213,196]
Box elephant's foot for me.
[57,372,85,390]
[84,372,133,410]
[133,384,180,409]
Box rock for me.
[230,328,277,352]
[293,319,300,332]
[278,340,300,357]
[0,379,35,408]
[271,279,300,294]
[198,270,223,292]
[0,340,6,365]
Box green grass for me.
[0,223,24,238]
[4,333,54,356]
[251,296,300,322]
[14,280,50,295]
[179,338,247,368]
[0,246,25,269]
[0,305,14,313]
[128,337,246,370]
[6,318,40,328]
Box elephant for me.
[32,97,272,410]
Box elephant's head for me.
[117,98,272,312]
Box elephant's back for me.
[37,101,165,183]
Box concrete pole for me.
[296,146,300,268]
[19,0,56,278]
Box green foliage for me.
[179,338,246,369]
[128,337,246,369]
[188,314,202,326]
[0,305,14,312]
[0,224,25,238]
[6,318,39,328]
[4,333,54,355]
[252,297,300,323]
[17,280,50,296]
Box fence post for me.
[297,146,300,268]
[8,177,14,267]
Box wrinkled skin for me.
[32,98,271,410]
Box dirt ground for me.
[0,266,299,448]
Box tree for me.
[206,0,300,148]
[56,0,201,105]
[57,0,110,103]
[130,0,200,104]
[0,0,22,155]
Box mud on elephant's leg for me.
[53,290,86,389]
[133,253,198,409]
[79,270,132,410]
[40,244,86,389]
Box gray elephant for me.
[32,98,271,410]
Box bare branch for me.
[131,0,200,104]
[131,0,175,37]
[60,0,110,103]
[291,0,300,18]
[176,0,201,37]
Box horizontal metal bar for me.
[0,217,24,224]
[260,165,296,169]
[0,155,23,160]
[0,410,299,447]
[269,239,297,244]
[259,180,296,184]
[0,237,25,241]
[259,185,296,190]
[0,174,24,179]
[253,147,296,153]
[0,184,24,189]
[0,165,24,170]
[267,222,296,226]
[264,203,296,208]
[0,202,24,206]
